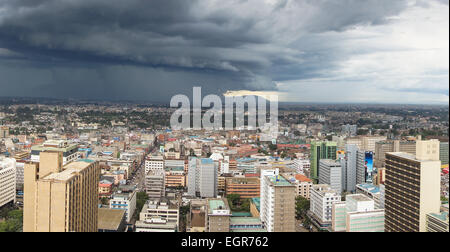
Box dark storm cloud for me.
[0,0,415,101]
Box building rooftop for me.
[357,183,380,194]
[267,175,293,187]
[98,208,126,231]
[42,161,93,181]
[388,152,439,162]
[347,194,373,202]
[207,199,230,215]
[429,212,449,222]
[201,158,214,165]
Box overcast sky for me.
[0,0,448,104]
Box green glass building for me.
[310,141,337,181]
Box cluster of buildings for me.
[0,102,448,233]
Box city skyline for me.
[0,0,448,104]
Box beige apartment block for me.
[23,151,100,232]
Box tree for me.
[100,197,109,205]
[295,196,310,220]
[134,192,149,220]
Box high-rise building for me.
[340,145,360,192]
[260,174,296,232]
[23,152,100,232]
[259,168,279,220]
[356,150,367,185]
[187,158,217,198]
[384,140,441,232]
[310,141,337,181]
[319,159,342,193]
[0,157,16,208]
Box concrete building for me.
[145,155,164,174]
[356,150,366,185]
[374,140,416,168]
[345,136,387,153]
[340,145,358,193]
[319,159,342,193]
[0,157,16,208]
[23,152,100,232]
[385,141,441,232]
[136,198,179,232]
[356,183,382,209]
[187,200,207,232]
[332,194,385,232]
[259,168,279,220]
[294,174,313,199]
[426,212,449,232]
[310,141,337,181]
[187,158,217,198]
[207,198,232,232]
[225,177,260,199]
[331,202,347,232]
[260,174,296,232]
[15,161,24,187]
[30,140,79,165]
[110,190,137,223]
[145,170,165,199]
[310,184,341,228]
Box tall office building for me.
[384,140,441,232]
[340,144,360,193]
[23,152,100,232]
[0,157,16,208]
[260,174,296,232]
[187,158,217,198]
[319,159,342,193]
[356,150,367,185]
[259,168,279,220]
[310,141,337,181]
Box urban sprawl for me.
[0,101,448,233]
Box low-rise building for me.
[110,190,137,223]
[207,198,232,232]
[225,177,260,199]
